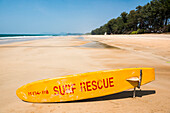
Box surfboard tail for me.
[126,68,155,88]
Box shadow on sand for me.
[62,90,156,103]
[26,90,155,104]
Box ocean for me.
[0,33,82,45]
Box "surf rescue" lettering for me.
[80,77,114,92]
[53,84,76,96]
[28,77,114,96]
[52,77,114,96]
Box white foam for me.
[0,36,52,39]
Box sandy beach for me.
[0,34,170,113]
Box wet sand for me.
[0,34,170,113]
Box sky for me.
[0,0,151,34]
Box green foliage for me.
[121,12,128,23]
[131,31,138,34]
[130,29,144,34]
[91,0,170,35]
[164,24,170,32]
[137,29,144,34]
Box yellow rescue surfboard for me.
[16,68,155,102]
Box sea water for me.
[0,33,83,45]
[0,34,68,45]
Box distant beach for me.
[0,34,170,113]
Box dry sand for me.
[0,34,170,113]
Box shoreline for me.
[0,34,170,45]
[0,34,170,113]
[0,36,57,45]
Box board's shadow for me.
[62,90,156,103]
[25,90,155,104]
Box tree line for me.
[91,0,170,35]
